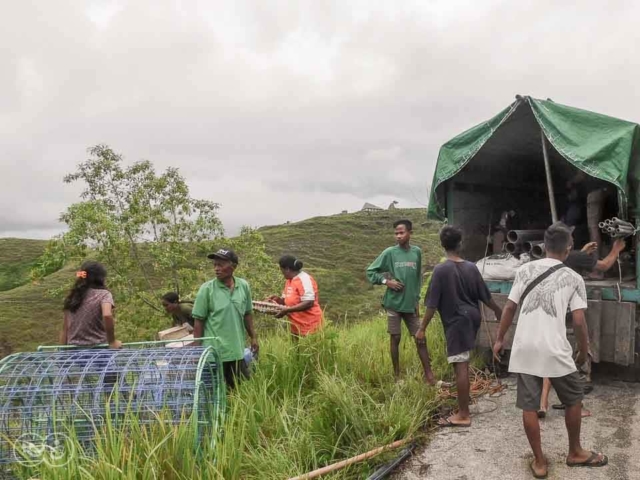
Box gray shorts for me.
[516,372,584,411]
[387,310,420,336]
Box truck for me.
[427,95,640,377]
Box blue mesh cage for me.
[0,343,225,466]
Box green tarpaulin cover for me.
[428,96,640,220]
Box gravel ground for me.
[395,375,640,480]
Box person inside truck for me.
[564,170,612,272]
[417,225,503,427]
[565,238,626,278]
[491,210,519,254]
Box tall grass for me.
[17,315,451,480]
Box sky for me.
[2,0,640,238]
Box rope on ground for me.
[435,367,506,404]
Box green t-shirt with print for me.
[366,245,422,313]
[192,277,253,362]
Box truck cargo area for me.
[443,101,635,287]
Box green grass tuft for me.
[16,317,450,480]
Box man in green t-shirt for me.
[367,220,435,384]
[192,248,258,389]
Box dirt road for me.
[396,376,640,480]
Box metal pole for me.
[541,129,558,223]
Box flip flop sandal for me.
[436,380,454,389]
[552,403,566,410]
[567,451,608,468]
[529,460,548,479]
[438,417,471,428]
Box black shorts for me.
[222,360,249,390]
[516,372,584,411]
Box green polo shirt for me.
[192,277,253,362]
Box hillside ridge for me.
[0,208,442,354]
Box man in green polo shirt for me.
[192,248,259,389]
[367,219,435,384]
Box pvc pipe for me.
[505,242,522,254]
[531,243,546,258]
[506,230,546,243]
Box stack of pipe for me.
[506,230,545,257]
[599,218,636,238]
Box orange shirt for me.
[283,271,323,335]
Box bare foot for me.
[582,408,592,418]
[425,372,436,386]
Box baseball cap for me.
[207,248,239,264]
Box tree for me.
[33,145,224,311]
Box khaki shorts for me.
[387,310,420,336]
[516,372,584,411]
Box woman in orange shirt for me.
[268,255,323,338]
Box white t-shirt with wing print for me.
[508,258,588,378]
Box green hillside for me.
[0,208,442,355]
[261,208,442,320]
[0,238,48,291]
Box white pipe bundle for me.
[599,217,636,238]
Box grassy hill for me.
[0,238,48,291]
[0,208,442,355]
[261,208,442,321]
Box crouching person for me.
[417,226,503,427]
[193,249,259,390]
[493,222,607,478]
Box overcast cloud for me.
[2,0,640,238]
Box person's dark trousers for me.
[222,360,249,390]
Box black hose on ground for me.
[366,444,415,480]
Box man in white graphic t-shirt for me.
[493,222,608,478]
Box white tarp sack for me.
[476,253,529,280]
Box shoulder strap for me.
[519,264,567,305]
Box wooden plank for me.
[488,283,640,303]
[479,294,512,323]
[600,301,636,365]
[614,302,636,366]
[166,334,194,349]
[477,294,514,349]
[586,290,602,363]
[600,302,617,363]
[476,322,516,350]
[157,325,191,341]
